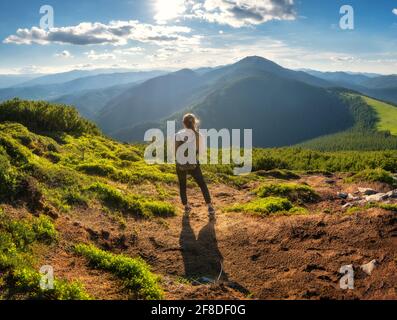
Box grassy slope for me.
[298,93,397,151]
[2,99,397,300]
[362,96,397,135]
[0,100,182,299]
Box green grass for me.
[87,183,176,218]
[298,93,397,151]
[365,202,397,212]
[74,243,163,300]
[346,168,395,185]
[0,209,90,300]
[9,267,91,300]
[255,169,300,180]
[363,96,397,135]
[226,197,306,216]
[255,183,319,203]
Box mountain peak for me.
[237,56,276,65]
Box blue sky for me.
[0,0,397,74]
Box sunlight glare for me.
[155,0,186,22]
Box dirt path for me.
[41,175,397,300]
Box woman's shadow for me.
[179,214,229,282]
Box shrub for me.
[143,201,175,217]
[10,267,90,300]
[87,183,145,216]
[86,183,176,217]
[32,215,58,243]
[227,197,305,216]
[117,150,141,162]
[74,243,163,300]
[0,98,100,136]
[255,183,319,203]
[0,135,30,165]
[77,163,117,177]
[346,168,395,185]
[0,147,18,199]
[252,156,288,171]
[0,211,89,300]
[2,215,57,249]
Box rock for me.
[358,188,377,196]
[365,193,389,202]
[386,190,397,199]
[361,260,377,275]
[337,192,348,199]
[342,203,354,209]
[348,193,361,201]
[324,179,336,184]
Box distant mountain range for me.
[0,70,166,119]
[0,56,396,148]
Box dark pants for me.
[176,165,212,205]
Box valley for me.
[2,56,396,150]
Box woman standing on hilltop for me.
[175,114,215,216]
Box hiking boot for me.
[184,205,192,215]
[208,204,216,216]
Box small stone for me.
[361,260,377,275]
[342,203,354,209]
[358,188,377,196]
[386,190,397,199]
[325,179,336,184]
[365,193,389,202]
[337,192,348,199]
[348,193,361,201]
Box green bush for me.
[32,215,58,243]
[346,168,395,185]
[0,98,100,136]
[252,148,397,173]
[0,147,18,199]
[143,200,175,217]
[227,197,305,216]
[87,183,145,215]
[87,183,176,217]
[74,243,163,300]
[10,267,91,300]
[77,163,117,177]
[2,215,57,250]
[0,211,89,300]
[117,150,141,162]
[255,183,319,203]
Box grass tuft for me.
[74,243,163,300]
[227,197,306,216]
[255,183,319,203]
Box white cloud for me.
[54,50,73,58]
[330,55,356,63]
[3,20,194,46]
[155,0,296,28]
[84,50,116,60]
[393,8,397,16]
[113,47,145,55]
